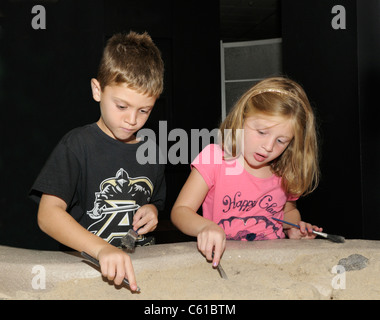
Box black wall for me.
[282,0,380,239]
[1,0,379,250]
[0,0,220,249]
[356,1,380,239]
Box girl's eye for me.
[257,130,266,135]
[118,105,126,109]
[277,139,289,145]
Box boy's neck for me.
[96,118,138,144]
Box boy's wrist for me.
[92,239,115,261]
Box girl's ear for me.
[91,78,102,102]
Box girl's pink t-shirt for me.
[191,144,298,241]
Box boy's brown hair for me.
[97,31,164,97]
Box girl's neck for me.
[238,155,273,179]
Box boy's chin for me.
[117,134,137,143]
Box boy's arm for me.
[132,162,165,234]
[132,203,158,234]
[37,194,137,290]
[38,194,105,255]
[171,168,226,266]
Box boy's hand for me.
[197,223,226,267]
[286,221,323,239]
[96,245,138,290]
[132,204,158,235]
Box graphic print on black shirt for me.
[86,168,153,246]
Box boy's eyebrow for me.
[114,97,154,109]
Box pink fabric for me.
[191,144,298,241]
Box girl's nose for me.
[262,138,275,152]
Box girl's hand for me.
[197,223,226,267]
[132,204,158,235]
[96,245,138,290]
[286,221,323,239]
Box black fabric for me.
[30,123,165,247]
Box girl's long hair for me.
[219,77,320,197]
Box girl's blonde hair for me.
[219,77,319,197]
[97,31,164,97]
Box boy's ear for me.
[91,78,101,102]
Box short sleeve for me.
[191,144,223,189]
[149,163,166,211]
[29,140,81,206]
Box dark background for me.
[0,0,379,250]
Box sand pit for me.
[1,239,380,300]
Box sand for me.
[1,240,380,300]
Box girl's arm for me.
[283,201,322,238]
[283,201,301,226]
[171,168,226,266]
[37,194,138,291]
[171,168,210,236]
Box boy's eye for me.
[140,108,152,114]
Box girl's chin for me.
[243,156,271,171]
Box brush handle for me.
[272,217,300,229]
[311,230,328,238]
[271,217,326,237]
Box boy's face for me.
[91,79,156,143]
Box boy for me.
[29,32,165,291]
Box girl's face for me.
[242,115,294,175]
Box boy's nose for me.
[124,111,137,126]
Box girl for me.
[171,77,322,267]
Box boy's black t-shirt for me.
[29,123,166,247]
